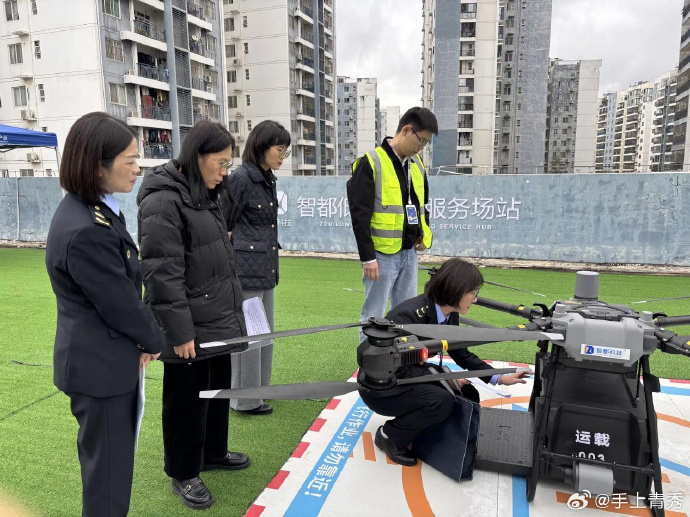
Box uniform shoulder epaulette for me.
[415,305,428,319]
[89,205,112,227]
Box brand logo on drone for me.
[277,191,288,215]
[584,345,594,355]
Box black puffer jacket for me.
[225,162,280,291]
[137,160,247,363]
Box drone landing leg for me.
[621,370,638,409]
[641,356,665,517]
[526,346,561,502]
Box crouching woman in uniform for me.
[45,112,165,517]
[137,121,250,510]
[361,258,531,467]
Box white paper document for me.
[241,297,272,351]
[135,367,145,450]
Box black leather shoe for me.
[202,451,251,472]
[171,477,214,510]
[237,403,274,415]
[374,426,418,466]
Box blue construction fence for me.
[1,173,689,266]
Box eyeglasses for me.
[212,157,234,171]
[469,288,480,298]
[411,128,430,147]
[273,146,291,159]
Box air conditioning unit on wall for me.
[21,109,36,121]
[26,152,40,163]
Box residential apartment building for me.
[650,71,676,172]
[336,76,379,175]
[594,80,656,173]
[223,0,336,176]
[544,59,601,173]
[380,105,400,137]
[422,0,552,175]
[0,0,226,177]
[672,0,690,170]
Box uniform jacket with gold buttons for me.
[46,193,165,397]
[225,161,280,291]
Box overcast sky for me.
[335,0,683,113]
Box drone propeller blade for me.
[200,381,359,400]
[456,315,498,328]
[199,322,364,349]
[631,295,690,305]
[483,280,547,298]
[397,367,521,386]
[396,324,561,343]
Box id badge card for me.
[406,204,419,224]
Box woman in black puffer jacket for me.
[137,122,250,511]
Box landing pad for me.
[246,360,690,517]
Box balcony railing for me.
[189,40,215,62]
[458,139,473,146]
[134,19,166,42]
[144,144,173,160]
[302,156,316,164]
[136,62,169,82]
[187,1,205,19]
[684,2,690,17]
[682,27,690,44]
[301,132,316,141]
[460,12,476,19]
[460,49,475,57]
[299,3,314,18]
[458,104,474,111]
[140,105,171,121]
[299,56,314,68]
[461,31,476,38]
[459,86,474,93]
[299,31,314,43]
[193,111,210,124]
[676,108,688,120]
[300,82,314,92]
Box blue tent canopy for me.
[0,123,58,150]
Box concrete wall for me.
[2,173,689,266]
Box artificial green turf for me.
[0,248,689,516]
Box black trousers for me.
[69,389,138,517]
[362,383,455,449]
[162,354,231,480]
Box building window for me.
[245,94,250,106]
[243,42,248,54]
[109,83,126,105]
[226,44,236,58]
[103,0,119,18]
[227,69,237,82]
[245,68,249,80]
[229,120,239,132]
[38,83,45,102]
[4,0,19,20]
[206,34,216,54]
[12,85,27,106]
[225,17,234,31]
[31,0,37,14]
[228,95,237,108]
[20,169,34,177]
[41,126,47,132]
[105,38,124,62]
[34,40,40,59]
[247,120,252,131]
[243,15,247,27]
[9,42,22,64]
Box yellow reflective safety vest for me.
[353,147,433,254]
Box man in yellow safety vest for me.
[347,107,438,343]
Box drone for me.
[199,271,690,517]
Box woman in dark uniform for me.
[137,121,250,510]
[45,112,165,516]
[361,258,531,466]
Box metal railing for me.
[136,62,169,82]
[140,105,172,121]
[143,144,173,159]
[193,111,209,124]
[299,3,313,18]
[187,1,204,19]
[134,19,166,42]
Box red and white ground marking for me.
[247,361,690,517]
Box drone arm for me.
[654,330,690,356]
[475,297,542,320]
[653,314,690,327]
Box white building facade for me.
[336,76,379,175]
[0,0,226,177]
[223,0,335,176]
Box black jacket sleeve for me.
[347,157,377,262]
[138,193,196,348]
[224,172,248,232]
[67,224,164,354]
